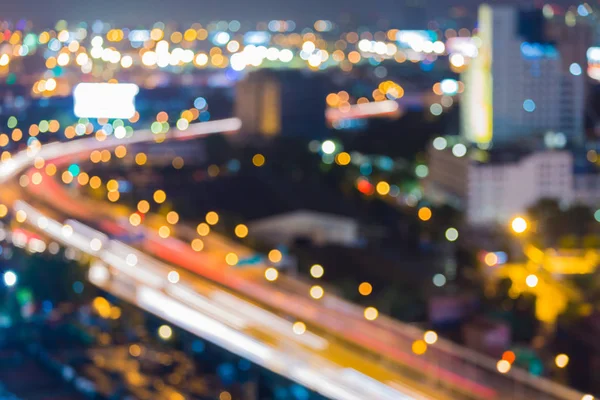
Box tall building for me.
[235,70,330,138]
[545,16,593,75]
[235,71,281,137]
[461,5,585,146]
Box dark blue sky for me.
[2,0,577,27]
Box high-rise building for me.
[235,71,281,137]
[461,5,585,146]
[235,70,330,138]
[545,16,593,75]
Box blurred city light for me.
[424,330,438,344]
[158,325,173,340]
[555,354,569,368]
[511,217,528,234]
[526,274,539,288]
[497,360,511,373]
[364,307,379,321]
[292,321,306,335]
[358,282,372,296]
[309,285,324,299]
[264,267,278,282]
[3,270,17,287]
[310,264,324,278]
[73,83,139,119]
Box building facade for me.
[235,69,330,138]
[461,5,585,146]
[425,142,599,225]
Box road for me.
[0,119,590,400]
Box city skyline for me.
[0,0,599,399]
[0,0,582,26]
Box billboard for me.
[73,83,139,119]
[396,30,437,50]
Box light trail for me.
[1,118,589,400]
[1,120,428,400]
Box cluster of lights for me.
[0,17,486,98]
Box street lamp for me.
[511,217,528,234]
[525,274,539,288]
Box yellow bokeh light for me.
[107,191,120,202]
[153,190,167,204]
[358,282,372,296]
[129,344,141,357]
[335,152,351,166]
[62,171,73,184]
[292,321,306,335]
[89,176,101,189]
[310,264,324,278]
[90,150,101,163]
[219,392,232,400]
[265,267,279,282]
[150,28,164,41]
[115,145,127,158]
[33,157,45,169]
[376,181,390,196]
[93,296,111,318]
[166,211,179,225]
[555,354,569,369]
[12,129,23,142]
[205,211,219,225]
[424,330,438,344]
[268,249,282,263]
[191,238,204,252]
[310,285,324,299]
[158,225,170,238]
[364,306,379,321]
[348,51,361,63]
[100,150,111,163]
[106,179,119,192]
[135,153,147,165]
[496,359,511,373]
[234,224,248,238]
[158,325,172,339]
[484,252,498,266]
[418,207,432,221]
[511,216,528,234]
[412,339,427,355]
[15,210,27,223]
[252,153,265,167]
[196,222,210,236]
[129,213,141,226]
[526,274,538,288]
[0,204,7,218]
[184,28,197,41]
[137,200,150,214]
[110,306,121,320]
[19,175,30,188]
[77,172,89,186]
[31,172,43,185]
[225,252,238,266]
[46,164,56,176]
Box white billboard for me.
[73,83,139,119]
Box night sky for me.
[1,0,579,27]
